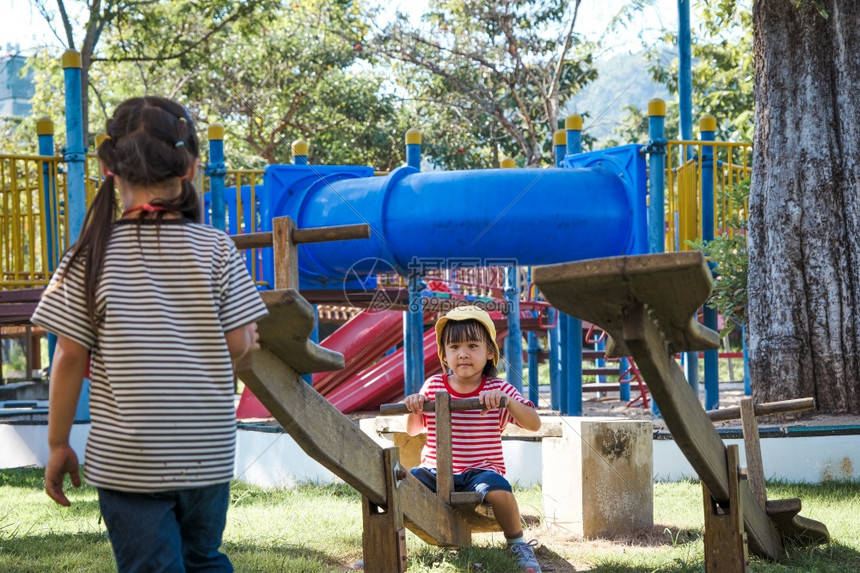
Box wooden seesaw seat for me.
[533,251,829,568]
[235,289,501,573]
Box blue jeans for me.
[410,467,512,500]
[97,482,233,573]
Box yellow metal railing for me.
[665,140,751,252]
[0,154,67,287]
[0,149,265,290]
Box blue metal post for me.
[678,0,693,143]
[562,121,584,416]
[405,129,421,169]
[61,51,86,241]
[648,99,668,417]
[565,114,583,156]
[566,311,582,416]
[404,129,425,395]
[405,273,425,395]
[504,266,524,393]
[61,51,89,421]
[37,118,58,271]
[527,329,540,406]
[647,99,667,254]
[700,115,719,410]
[207,125,226,231]
[553,130,569,414]
[547,308,560,410]
[619,356,631,402]
[292,139,309,166]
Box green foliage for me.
[688,178,749,336]
[641,0,754,142]
[372,0,598,167]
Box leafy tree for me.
[748,0,860,415]
[33,0,276,143]
[640,0,753,142]
[369,0,597,167]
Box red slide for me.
[327,328,443,413]
[313,309,404,396]
[236,309,404,420]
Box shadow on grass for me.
[0,531,114,573]
[227,539,354,573]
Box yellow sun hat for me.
[434,305,500,367]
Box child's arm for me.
[404,393,428,436]
[479,390,542,432]
[45,335,88,506]
[225,322,260,362]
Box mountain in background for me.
[565,49,672,144]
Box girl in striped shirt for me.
[404,306,543,573]
[33,96,268,572]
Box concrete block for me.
[542,417,653,538]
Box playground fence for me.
[1,138,752,292]
[665,139,752,252]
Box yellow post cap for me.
[565,114,583,131]
[405,129,421,145]
[648,98,666,117]
[699,115,717,132]
[62,50,82,69]
[292,139,309,156]
[500,157,516,168]
[94,133,108,148]
[208,124,224,141]
[553,129,566,146]
[36,118,54,136]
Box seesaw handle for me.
[379,396,507,416]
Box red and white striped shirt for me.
[417,373,535,476]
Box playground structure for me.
[0,50,838,571]
[0,51,755,415]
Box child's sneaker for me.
[509,539,541,573]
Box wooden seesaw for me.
[231,217,503,572]
[532,251,829,571]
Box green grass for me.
[1,468,858,572]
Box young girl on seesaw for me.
[404,305,543,573]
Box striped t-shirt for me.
[32,219,268,492]
[417,374,535,476]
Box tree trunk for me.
[748,0,860,414]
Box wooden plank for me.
[236,348,475,548]
[231,231,273,250]
[740,398,767,510]
[273,217,299,290]
[436,392,453,505]
[707,397,816,422]
[236,348,386,502]
[292,223,371,244]
[703,445,750,572]
[621,303,782,559]
[380,396,507,416]
[362,448,407,573]
[256,289,344,374]
[532,252,719,357]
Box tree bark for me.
[748,0,860,414]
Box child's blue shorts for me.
[410,467,512,501]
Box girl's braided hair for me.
[55,96,202,328]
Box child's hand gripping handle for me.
[380,396,507,416]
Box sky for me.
[2,0,680,59]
